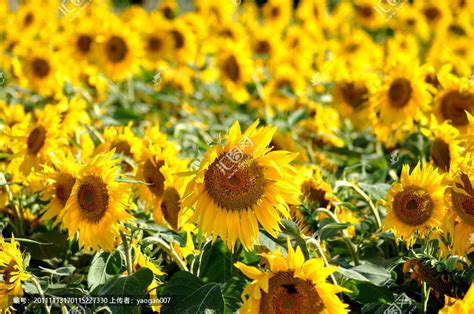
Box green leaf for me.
[88,250,124,290]
[221,277,245,312]
[197,239,233,283]
[288,108,307,127]
[39,266,76,277]
[319,222,351,240]
[98,267,154,314]
[348,282,394,303]
[349,263,392,286]
[159,271,224,314]
[359,183,391,200]
[23,230,68,266]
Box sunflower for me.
[167,19,197,64]
[262,0,292,31]
[13,42,64,97]
[445,161,474,256]
[332,67,377,130]
[95,123,142,172]
[140,15,173,66]
[7,107,66,175]
[135,141,188,226]
[235,239,349,313]
[0,235,30,311]
[264,64,305,112]
[131,241,165,313]
[391,6,430,41]
[298,165,338,210]
[182,120,301,251]
[440,283,474,314]
[382,163,446,247]
[95,18,142,81]
[415,1,452,35]
[54,96,91,138]
[38,152,79,224]
[217,42,253,103]
[59,151,134,252]
[353,0,384,30]
[433,72,474,131]
[422,116,463,174]
[370,59,433,146]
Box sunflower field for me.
[1,0,474,313]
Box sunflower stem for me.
[154,237,189,272]
[422,282,431,313]
[120,231,133,275]
[315,208,360,266]
[31,276,50,314]
[306,236,338,285]
[349,183,382,229]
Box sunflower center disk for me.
[430,138,451,172]
[27,126,46,154]
[31,58,50,78]
[143,159,165,197]
[223,55,241,82]
[388,78,412,108]
[77,175,109,223]
[440,91,473,127]
[204,154,266,211]
[341,82,368,109]
[105,35,128,63]
[148,36,163,52]
[452,174,474,225]
[170,30,185,49]
[161,187,181,229]
[77,34,93,54]
[260,272,324,314]
[393,186,434,226]
[302,182,329,208]
[55,174,76,205]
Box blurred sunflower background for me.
[1,0,474,313]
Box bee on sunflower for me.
[382,163,446,247]
[0,235,30,311]
[235,239,349,314]
[59,151,134,252]
[182,120,301,251]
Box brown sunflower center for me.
[105,35,128,63]
[357,5,374,18]
[27,126,46,154]
[340,82,368,109]
[161,187,181,229]
[388,78,412,108]
[452,174,474,225]
[77,175,109,223]
[170,30,185,49]
[430,138,451,172]
[56,174,76,205]
[423,7,441,22]
[223,55,241,82]
[204,154,266,211]
[143,159,165,197]
[24,12,34,27]
[270,6,281,18]
[302,182,330,208]
[3,260,18,285]
[425,73,440,89]
[256,40,271,54]
[77,34,93,54]
[260,272,324,314]
[393,186,434,226]
[439,91,473,127]
[31,58,50,78]
[147,36,163,52]
[113,140,132,157]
